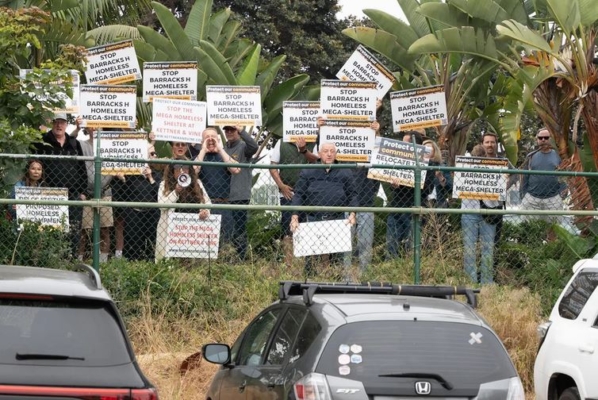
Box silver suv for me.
[0,264,158,399]
[202,281,523,400]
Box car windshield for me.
[0,299,131,367]
[316,321,516,393]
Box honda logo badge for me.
[415,381,431,395]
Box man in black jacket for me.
[32,113,88,256]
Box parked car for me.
[535,258,598,400]
[202,281,523,400]
[0,264,158,399]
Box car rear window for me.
[0,299,132,367]
[316,321,516,387]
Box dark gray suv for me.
[203,281,523,400]
[0,264,158,399]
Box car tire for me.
[559,387,580,400]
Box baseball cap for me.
[223,126,237,131]
[53,112,68,121]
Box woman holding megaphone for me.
[154,156,211,261]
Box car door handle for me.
[578,343,595,354]
[238,380,247,392]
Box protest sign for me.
[336,45,396,98]
[166,213,221,259]
[368,137,428,188]
[80,85,137,129]
[96,132,147,175]
[15,187,69,230]
[85,40,142,84]
[320,80,377,121]
[19,69,80,113]
[206,86,262,126]
[143,62,198,102]
[320,120,375,162]
[293,219,352,257]
[152,98,206,143]
[390,85,448,132]
[453,156,509,201]
[282,101,320,142]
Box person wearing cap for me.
[32,112,88,257]
[223,125,258,260]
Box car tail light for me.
[294,373,332,400]
[0,385,158,399]
[506,377,525,400]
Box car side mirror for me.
[202,343,231,365]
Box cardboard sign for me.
[282,101,320,143]
[85,40,141,84]
[79,85,137,129]
[143,62,198,102]
[152,98,206,143]
[293,219,352,257]
[19,69,80,113]
[206,85,262,126]
[15,187,69,230]
[319,120,375,162]
[336,45,396,98]
[390,85,448,132]
[320,80,377,121]
[166,213,221,258]
[96,132,147,175]
[368,137,428,188]
[453,156,509,201]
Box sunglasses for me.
[173,143,187,147]
[537,136,550,140]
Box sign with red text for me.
[143,62,198,102]
[282,101,319,142]
[293,219,352,257]
[390,85,448,132]
[166,213,221,258]
[19,69,80,113]
[206,86,262,126]
[79,85,137,129]
[96,132,147,175]
[320,120,375,162]
[336,45,395,98]
[320,80,377,121]
[15,187,69,231]
[152,98,206,143]
[368,138,428,188]
[453,156,509,201]
[85,40,142,84]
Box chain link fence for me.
[1,146,596,284]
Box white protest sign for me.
[96,132,147,175]
[166,213,221,258]
[152,98,206,143]
[85,40,142,84]
[283,101,319,143]
[368,137,428,188]
[390,85,448,132]
[336,45,396,98]
[143,62,198,102]
[80,85,137,129]
[320,120,375,162]
[453,156,509,201]
[293,219,352,257]
[19,69,80,113]
[206,86,262,126]
[15,187,69,231]
[320,80,377,121]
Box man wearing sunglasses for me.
[520,128,567,224]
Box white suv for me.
[534,258,598,400]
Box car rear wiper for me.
[378,372,453,390]
[16,353,85,361]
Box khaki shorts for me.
[82,196,114,229]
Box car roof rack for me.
[278,281,479,308]
[72,263,102,290]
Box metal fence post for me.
[92,132,101,271]
[412,137,422,284]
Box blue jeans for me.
[386,213,411,258]
[344,212,375,271]
[461,214,496,284]
[230,200,249,259]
